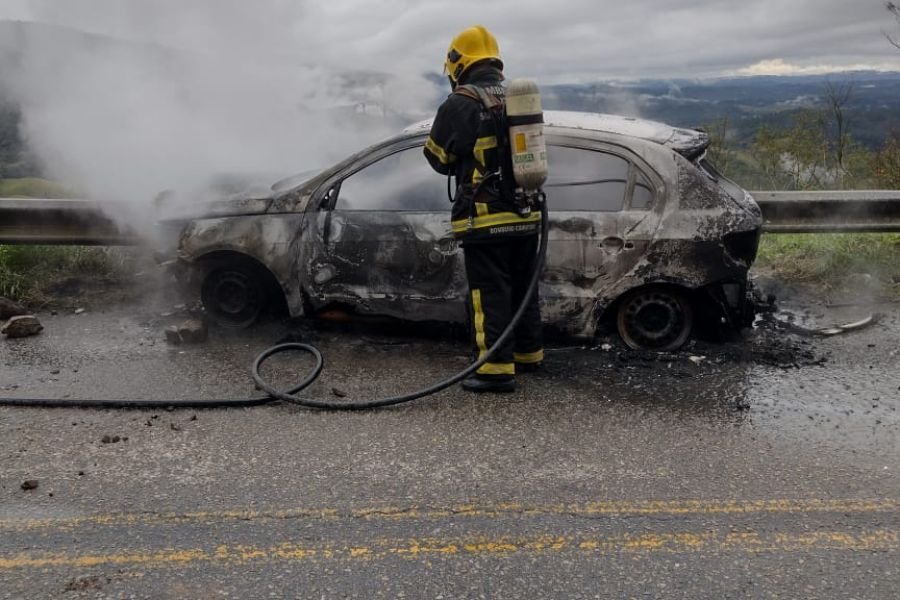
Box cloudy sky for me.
[3,0,900,81]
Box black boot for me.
[515,361,542,374]
[461,376,516,393]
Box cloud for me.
[737,58,900,76]
[9,0,900,80]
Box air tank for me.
[505,78,548,192]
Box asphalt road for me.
[1,297,898,599]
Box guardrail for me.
[1,192,899,245]
[751,191,900,233]
[0,198,139,245]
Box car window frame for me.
[629,166,657,211]
[311,131,665,214]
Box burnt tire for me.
[201,265,269,328]
[616,286,694,352]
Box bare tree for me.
[822,79,855,187]
[705,117,733,176]
[886,2,900,49]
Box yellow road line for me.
[1,529,897,571]
[2,498,897,533]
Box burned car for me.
[165,111,762,351]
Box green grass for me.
[755,233,900,296]
[0,245,131,304]
[0,178,79,199]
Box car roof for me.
[404,109,709,158]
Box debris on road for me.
[74,308,86,315]
[163,326,180,344]
[101,435,126,444]
[179,318,208,343]
[2,315,44,338]
[64,575,107,592]
[0,297,26,320]
[762,312,878,338]
[164,318,209,345]
[20,480,39,491]
[816,314,877,336]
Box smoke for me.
[1,2,439,229]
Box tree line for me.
[705,79,900,191]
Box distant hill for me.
[541,72,900,149]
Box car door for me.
[303,141,467,323]
[539,140,665,335]
[541,142,630,303]
[617,159,663,273]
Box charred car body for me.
[164,111,763,351]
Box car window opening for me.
[630,170,655,211]
[545,145,629,212]
[335,146,447,212]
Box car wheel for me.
[616,286,694,351]
[201,265,268,328]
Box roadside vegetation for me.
[0,177,79,198]
[0,174,123,305]
[755,234,900,299]
[0,245,134,305]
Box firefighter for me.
[424,25,544,393]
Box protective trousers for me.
[464,236,544,379]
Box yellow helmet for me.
[444,25,502,85]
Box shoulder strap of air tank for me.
[454,84,502,111]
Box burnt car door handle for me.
[600,236,625,252]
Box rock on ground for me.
[164,318,208,345]
[2,315,44,338]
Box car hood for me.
[156,170,320,221]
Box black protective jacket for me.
[424,65,540,241]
